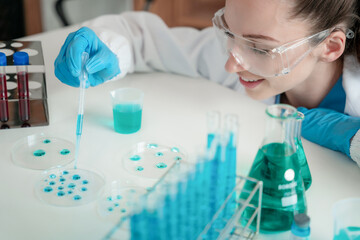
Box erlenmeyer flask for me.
[295,111,312,190]
[243,104,307,233]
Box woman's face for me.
[224,0,321,100]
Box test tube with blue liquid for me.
[0,52,9,122]
[14,52,30,122]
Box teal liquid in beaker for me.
[242,143,307,233]
[113,104,142,134]
[296,138,312,190]
[334,226,360,240]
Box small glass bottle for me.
[295,112,312,190]
[0,52,9,122]
[13,52,30,122]
[242,104,307,233]
[290,213,311,240]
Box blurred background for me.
[0,0,225,40]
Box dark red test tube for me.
[0,52,9,122]
[14,52,30,122]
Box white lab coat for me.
[82,11,360,164]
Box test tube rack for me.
[0,40,49,129]
[103,113,263,240]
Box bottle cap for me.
[294,213,310,228]
[0,52,6,66]
[13,52,29,65]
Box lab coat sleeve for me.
[81,11,239,89]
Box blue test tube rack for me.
[104,112,263,240]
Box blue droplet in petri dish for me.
[174,156,182,161]
[73,195,82,201]
[147,143,158,149]
[68,190,73,194]
[171,147,179,152]
[62,170,69,175]
[81,187,87,192]
[68,183,76,189]
[58,186,64,190]
[57,191,65,197]
[155,152,163,157]
[121,209,126,213]
[43,139,51,144]
[82,180,89,185]
[108,207,114,212]
[59,178,66,182]
[60,149,70,155]
[33,149,46,157]
[114,203,119,207]
[43,186,53,193]
[107,196,112,201]
[49,174,56,179]
[130,155,141,161]
[116,195,122,200]
[156,162,167,169]
[49,181,56,186]
[136,166,144,171]
[72,174,81,180]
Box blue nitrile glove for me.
[54,27,120,87]
[297,107,360,158]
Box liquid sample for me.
[33,149,46,157]
[334,226,360,240]
[130,155,141,161]
[242,143,307,233]
[113,104,142,134]
[60,149,70,155]
[0,73,9,122]
[156,163,167,169]
[295,138,312,190]
[17,71,30,121]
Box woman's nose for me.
[224,53,246,73]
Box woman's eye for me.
[251,48,268,55]
[225,31,235,39]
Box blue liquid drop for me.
[156,162,167,169]
[73,195,81,201]
[58,186,64,190]
[72,174,81,180]
[59,178,65,182]
[49,181,56,186]
[155,152,163,157]
[62,170,69,175]
[68,190,73,194]
[174,156,182,161]
[130,155,141,161]
[60,149,70,155]
[121,209,126,213]
[43,186,53,193]
[49,174,56,179]
[107,196,113,201]
[171,147,179,152]
[57,191,65,197]
[81,187,87,192]
[43,139,51,144]
[116,195,122,200]
[147,143,158,149]
[114,203,119,207]
[136,166,144,171]
[82,180,89,184]
[108,207,114,212]
[68,183,76,189]
[33,149,46,157]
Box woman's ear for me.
[319,31,346,62]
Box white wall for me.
[41,0,133,32]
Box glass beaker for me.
[295,112,312,190]
[243,104,307,233]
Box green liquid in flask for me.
[295,138,312,190]
[242,143,307,233]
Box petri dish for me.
[97,180,147,221]
[122,141,186,179]
[35,166,105,207]
[11,133,75,170]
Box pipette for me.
[74,52,89,169]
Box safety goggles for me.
[212,8,338,77]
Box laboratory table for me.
[0,25,359,240]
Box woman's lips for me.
[239,77,264,89]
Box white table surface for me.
[0,25,359,240]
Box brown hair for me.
[290,0,360,62]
